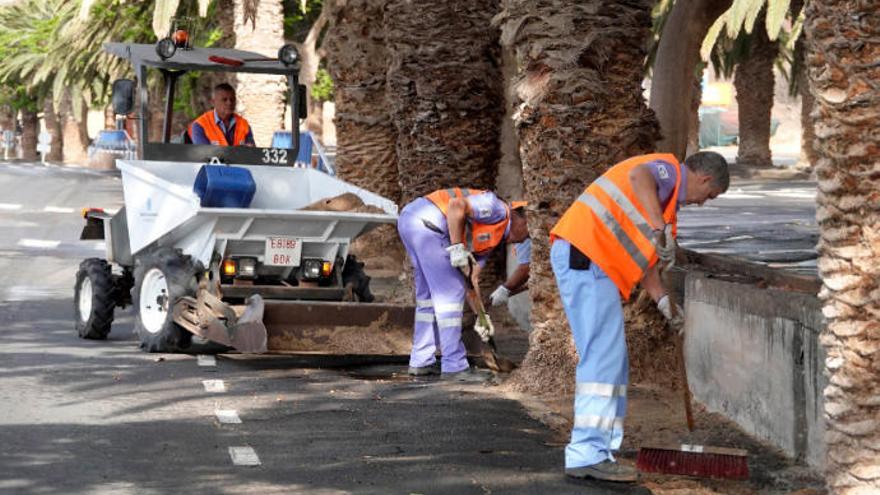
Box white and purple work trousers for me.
[397,198,469,373]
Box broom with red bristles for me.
[636,241,749,480]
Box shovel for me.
[460,255,517,373]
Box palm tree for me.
[496,0,660,394]
[732,10,777,168]
[325,0,400,204]
[233,0,286,146]
[805,1,880,492]
[384,0,504,205]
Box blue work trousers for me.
[550,239,628,469]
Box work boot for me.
[440,366,491,383]
[565,460,638,483]
[407,363,440,376]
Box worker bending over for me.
[551,152,729,482]
[397,189,529,381]
[188,83,255,146]
[489,205,530,306]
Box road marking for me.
[215,409,242,424]
[17,239,60,249]
[197,355,216,367]
[43,206,75,213]
[0,203,22,211]
[229,446,261,466]
[93,241,106,251]
[202,379,226,393]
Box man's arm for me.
[446,197,468,244]
[640,263,666,302]
[189,122,211,145]
[504,264,530,295]
[243,128,255,147]
[628,163,666,230]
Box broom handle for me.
[659,232,695,432]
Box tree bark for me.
[806,1,880,492]
[498,0,660,395]
[385,0,503,205]
[43,96,63,163]
[794,35,818,168]
[650,0,732,161]
[297,5,329,135]
[234,0,286,146]
[60,93,89,164]
[0,105,13,133]
[686,75,703,155]
[734,17,778,168]
[20,108,38,161]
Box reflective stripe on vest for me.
[425,188,509,255]
[188,111,251,146]
[550,153,682,299]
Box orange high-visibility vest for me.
[550,153,682,299]
[426,188,510,255]
[188,111,251,146]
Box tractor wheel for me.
[133,247,202,353]
[74,258,116,339]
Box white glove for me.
[653,223,676,266]
[657,294,685,335]
[474,313,495,343]
[446,243,471,269]
[489,285,510,306]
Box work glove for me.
[489,285,511,306]
[652,224,676,267]
[473,313,495,343]
[446,243,471,269]
[657,294,685,336]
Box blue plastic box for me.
[193,164,256,208]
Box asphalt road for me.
[0,162,651,495]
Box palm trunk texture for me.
[20,108,38,161]
[234,0,286,147]
[384,0,503,205]
[734,18,778,168]
[650,0,733,160]
[43,97,63,163]
[805,1,880,492]
[61,94,89,164]
[497,0,660,395]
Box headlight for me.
[155,37,177,60]
[278,44,299,66]
[237,257,257,278]
[302,259,322,280]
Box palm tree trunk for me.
[298,5,329,135]
[734,17,778,168]
[43,96,63,163]
[806,1,880,492]
[20,108,38,161]
[794,36,817,168]
[650,0,732,160]
[0,105,13,134]
[234,0,286,146]
[497,0,660,394]
[61,93,89,164]
[385,0,503,205]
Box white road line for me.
[229,446,261,466]
[202,379,226,393]
[197,355,216,367]
[43,206,75,213]
[17,239,60,249]
[0,203,22,211]
[215,409,242,424]
[93,241,107,251]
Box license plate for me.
[265,237,302,266]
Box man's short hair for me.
[214,83,236,95]
[684,151,730,192]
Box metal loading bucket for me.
[263,301,415,355]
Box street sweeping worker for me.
[489,202,530,307]
[397,189,529,381]
[551,151,729,482]
[188,83,255,146]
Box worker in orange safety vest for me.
[188,83,255,146]
[551,151,729,483]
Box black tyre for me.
[341,255,374,303]
[133,247,202,352]
[74,258,116,339]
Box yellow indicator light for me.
[223,259,237,276]
[321,261,333,277]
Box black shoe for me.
[407,364,439,376]
[565,460,638,482]
[440,366,491,382]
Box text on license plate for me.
[265,237,302,266]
